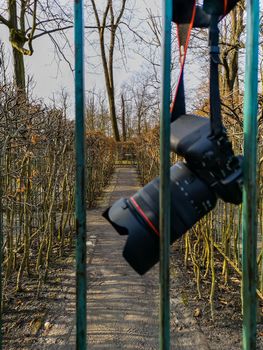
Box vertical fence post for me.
[74,1,87,349]
[242,0,260,349]
[0,160,2,350]
[159,1,172,349]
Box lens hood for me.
[103,198,131,236]
[103,198,160,275]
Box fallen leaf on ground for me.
[30,318,42,335]
[44,321,52,330]
[193,308,201,317]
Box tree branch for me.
[32,26,73,40]
[0,13,11,28]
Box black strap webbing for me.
[209,15,223,136]
[171,1,233,136]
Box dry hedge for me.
[0,86,116,300]
[135,123,263,312]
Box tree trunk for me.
[106,83,120,141]
[221,4,244,106]
[121,94,126,141]
[9,0,26,93]
[12,46,26,91]
[137,113,141,135]
[90,0,126,142]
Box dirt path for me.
[3,167,210,350]
[86,168,209,350]
[87,167,161,349]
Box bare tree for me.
[220,1,245,107]
[90,0,130,141]
[121,94,126,141]
[86,88,112,136]
[122,69,159,136]
[0,0,73,92]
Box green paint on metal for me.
[74,0,87,349]
[242,1,260,349]
[0,157,2,350]
[159,1,172,349]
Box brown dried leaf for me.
[30,318,42,335]
[193,308,201,317]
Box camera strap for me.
[209,14,223,136]
[171,0,239,136]
[171,0,197,123]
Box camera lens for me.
[103,162,217,275]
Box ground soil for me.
[2,167,263,349]
[170,243,263,350]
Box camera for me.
[103,114,243,275]
[102,0,243,275]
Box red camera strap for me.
[170,1,197,122]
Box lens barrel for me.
[103,162,217,275]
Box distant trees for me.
[219,1,245,127]
[85,68,160,141]
[121,70,160,136]
[86,89,112,136]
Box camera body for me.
[103,114,243,275]
[171,114,243,204]
[102,0,243,275]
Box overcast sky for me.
[1,0,237,117]
[0,0,161,117]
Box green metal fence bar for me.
[0,159,2,350]
[242,0,260,349]
[74,1,87,349]
[159,1,172,349]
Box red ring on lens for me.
[130,197,160,237]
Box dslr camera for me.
[103,0,243,275]
[103,114,243,275]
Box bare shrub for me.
[0,84,116,300]
[135,122,263,310]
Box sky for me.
[1,0,249,118]
[1,24,73,106]
[0,0,160,117]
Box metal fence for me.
[75,1,260,349]
[0,1,259,350]
[75,0,260,349]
